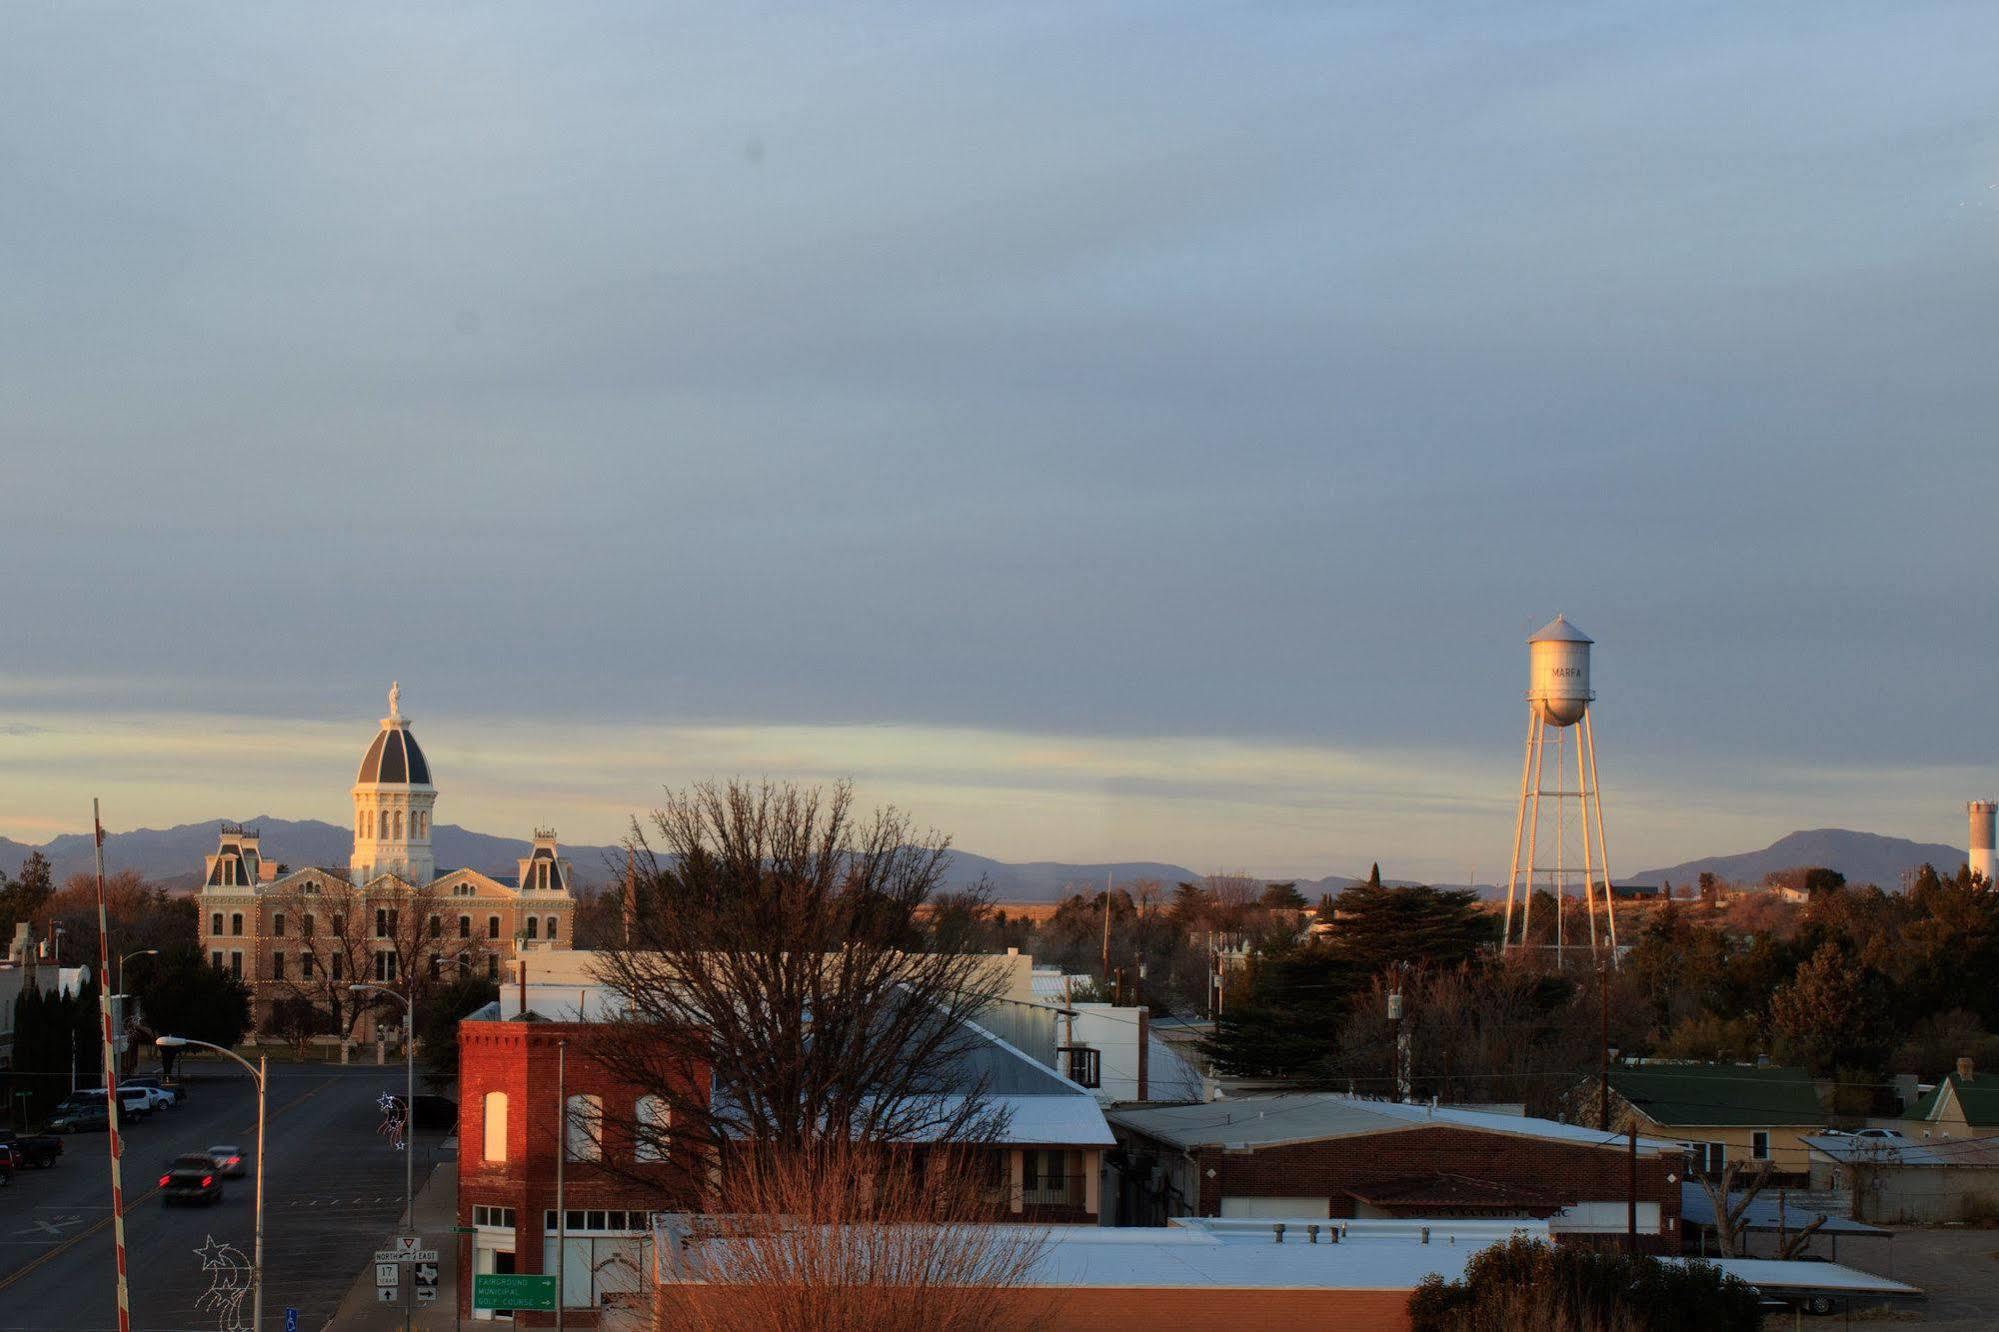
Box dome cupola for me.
[350,681,439,885]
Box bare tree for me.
[268,872,471,1045]
[1697,1160,1774,1257]
[592,780,1010,1164]
[653,1140,1049,1332]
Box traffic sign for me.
[376,1264,399,1288]
[416,1285,438,1304]
[415,1262,439,1285]
[375,1287,398,1305]
[474,1273,557,1311]
[284,1311,298,1332]
[375,1246,439,1264]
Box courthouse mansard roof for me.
[357,723,431,786]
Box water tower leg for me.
[1503,706,1536,950]
[1583,712,1617,963]
[1522,712,1547,951]
[1579,727,1598,958]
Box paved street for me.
[0,1062,452,1332]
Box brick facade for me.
[457,1020,707,1327]
[1163,1125,1678,1254]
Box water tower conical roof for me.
[1528,614,1592,645]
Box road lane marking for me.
[0,1077,334,1299]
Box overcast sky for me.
[3,3,1997,880]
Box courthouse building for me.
[195,684,577,1040]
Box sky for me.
[2,3,1997,881]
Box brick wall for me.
[662,1285,1416,1331]
[1185,1125,1679,1253]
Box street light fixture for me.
[351,982,414,1332]
[157,1036,265,1332]
[118,948,159,996]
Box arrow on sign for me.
[375,1287,398,1305]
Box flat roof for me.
[1108,1093,1678,1153]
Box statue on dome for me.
[388,680,400,718]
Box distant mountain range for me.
[1634,828,1964,891]
[0,819,1966,901]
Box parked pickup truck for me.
[0,1134,63,1170]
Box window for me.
[488,916,500,940]
[472,1205,516,1230]
[301,953,314,978]
[458,916,470,940]
[525,917,538,941]
[1060,1046,1102,1088]
[565,1094,602,1161]
[1681,1141,1727,1175]
[1021,1149,1081,1206]
[430,955,442,979]
[482,1092,509,1164]
[274,912,285,938]
[221,858,236,887]
[333,915,345,937]
[231,913,244,937]
[393,810,403,839]
[375,909,388,939]
[332,953,344,981]
[375,952,398,982]
[635,1096,670,1162]
[211,950,223,969]
[546,916,558,941]
[303,913,315,938]
[272,953,285,981]
[487,956,498,980]
[230,952,243,978]
[429,914,441,939]
[1751,1131,1771,1161]
[210,912,223,936]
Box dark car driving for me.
[159,1153,224,1205]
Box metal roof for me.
[1608,1064,1824,1127]
[1678,1182,1890,1236]
[1802,1132,1999,1168]
[357,723,432,786]
[1528,614,1592,644]
[1108,1093,1676,1153]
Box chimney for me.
[1958,1056,1975,1083]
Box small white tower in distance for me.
[1970,802,1997,886]
[1502,616,1618,965]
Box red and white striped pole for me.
[92,800,133,1332]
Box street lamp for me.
[118,948,159,996]
[351,982,413,1332]
[157,1035,265,1332]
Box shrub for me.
[1408,1236,1761,1332]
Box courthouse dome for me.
[357,724,431,786]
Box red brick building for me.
[1106,1094,1681,1253]
[457,1017,707,1325]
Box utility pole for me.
[1101,872,1112,982]
[91,801,133,1332]
[1598,963,1612,1132]
[1388,965,1410,1103]
[1626,1122,1638,1253]
[555,1039,567,1332]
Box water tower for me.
[1501,615,1618,964]
[1970,801,1997,885]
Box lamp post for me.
[352,982,413,1332]
[117,948,158,997]
[157,1036,265,1332]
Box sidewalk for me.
[325,1137,462,1330]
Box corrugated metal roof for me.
[1678,1181,1889,1235]
[1107,1093,1676,1153]
[1609,1064,1824,1127]
[1803,1132,1999,1168]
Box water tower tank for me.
[1527,615,1593,728]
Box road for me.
[0,1062,451,1332]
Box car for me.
[68,1087,150,1121]
[135,1087,174,1113]
[48,1101,110,1134]
[0,1134,63,1169]
[159,1153,224,1206]
[205,1144,247,1179]
[1851,1127,1906,1140]
[124,1077,182,1107]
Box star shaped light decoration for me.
[195,1235,232,1270]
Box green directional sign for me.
[474,1273,557,1311]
